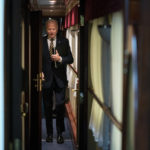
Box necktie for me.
[49,38,54,56]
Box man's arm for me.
[51,39,74,64]
[61,39,74,64]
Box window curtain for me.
[66,26,79,118]
[66,28,73,88]
[110,11,123,150]
[71,6,78,26]
[74,31,78,71]
[64,5,78,28]
[88,12,123,149]
[88,17,104,146]
[100,23,111,150]
[65,15,68,29]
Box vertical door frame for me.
[78,0,89,149]
[29,11,42,150]
[122,0,129,149]
[135,0,150,149]
[4,0,22,149]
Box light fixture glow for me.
[37,0,57,5]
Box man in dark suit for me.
[42,19,73,144]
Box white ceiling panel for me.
[30,0,66,16]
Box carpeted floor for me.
[42,117,75,150]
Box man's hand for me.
[51,50,61,62]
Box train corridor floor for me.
[42,117,75,150]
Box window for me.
[0,0,5,150]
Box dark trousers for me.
[42,81,66,136]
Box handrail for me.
[71,29,79,32]
[88,87,122,132]
[68,64,78,76]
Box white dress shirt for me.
[47,38,56,49]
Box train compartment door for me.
[29,11,42,150]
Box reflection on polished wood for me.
[65,102,77,146]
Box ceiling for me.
[30,0,66,16]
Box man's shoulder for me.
[57,35,68,43]
[42,34,48,40]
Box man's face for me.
[46,22,58,39]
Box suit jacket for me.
[42,35,74,89]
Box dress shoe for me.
[57,134,64,144]
[46,135,53,142]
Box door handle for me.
[21,91,29,117]
[33,72,43,92]
[33,74,39,91]
[39,72,43,92]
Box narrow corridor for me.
[42,117,75,150]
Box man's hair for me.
[46,19,58,29]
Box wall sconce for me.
[98,16,111,43]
